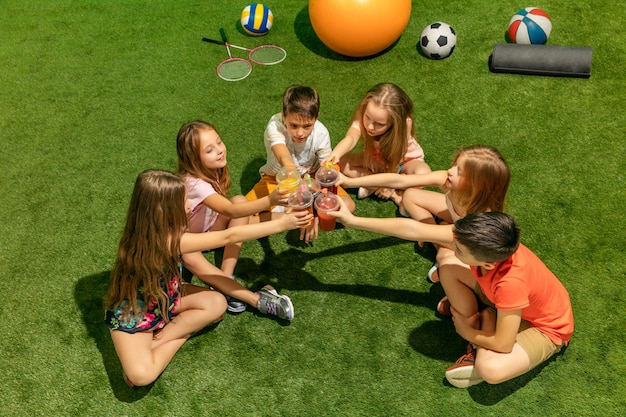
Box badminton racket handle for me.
[202,37,224,45]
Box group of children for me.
[104,83,574,389]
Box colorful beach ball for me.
[508,7,552,44]
[241,3,273,36]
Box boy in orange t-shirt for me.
[441,212,574,388]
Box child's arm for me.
[339,170,448,190]
[451,307,522,353]
[329,199,454,244]
[202,189,287,219]
[271,143,297,168]
[324,123,360,164]
[180,210,312,253]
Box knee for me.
[231,195,247,204]
[435,247,456,265]
[124,364,158,387]
[474,357,508,385]
[209,291,228,317]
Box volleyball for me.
[241,3,273,36]
[508,7,552,45]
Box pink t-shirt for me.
[472,244,574,345]
[185,176,219,233]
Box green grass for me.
[1,0,624,416]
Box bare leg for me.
[438,249,480,326]
[475,343,531,384]
[339,152,382,197]
[212,195,250,277]
[402,188,450,223]
[182,251,260,307]
[111,284,226,386]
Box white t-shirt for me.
[259,113,332,176]
[185,175,219,233]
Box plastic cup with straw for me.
[288,183,315,228]
[276,165,302,194]
[314,189,341,231]
[315,162,340,194]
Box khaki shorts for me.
[475,284,563,370]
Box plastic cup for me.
[314,192,341,231]
[315,164,339,194]
[288,188,314,227]
[276,166,302,194]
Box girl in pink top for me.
[176,121,294,319]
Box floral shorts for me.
[104,276,181,334]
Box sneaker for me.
[357,187,372,199]
[256,284,294,320]
[437,296,452,317]
[445,344,484,388]
[427,263,440,283]
[226,296,246,314]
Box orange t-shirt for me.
[472,244,574,345]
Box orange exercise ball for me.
[308,0,412,57]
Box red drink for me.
[314,192,340,231]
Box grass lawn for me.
[0,1,624,416]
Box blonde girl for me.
[325,83,431,203]
[104,170,310,387]
[176,121,293,316]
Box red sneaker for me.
[445,344,484,388]
[436,296,452,317]
[427,263,440,283]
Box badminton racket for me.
[205,29,252,82]
[203,29,286,81]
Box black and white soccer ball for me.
[419,22,456,60]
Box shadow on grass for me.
[74,271,154,401]
[240,235,441,309]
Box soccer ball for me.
[508,7,551,44]
[419,22,456,60]
[241,3,273,36]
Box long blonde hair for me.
[176,120,231,196]
[104,170,187,323]
[449,145,510,216]
[356,83,414,172]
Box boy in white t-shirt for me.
[246,85,355,242]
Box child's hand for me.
[326,198,355,227]
[300,216,319,243]
[320,155,336,167]
[334,172,352,188]
[282,209,314,230]
[285,162,309,176]
[269,185,289,207]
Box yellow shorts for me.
[245,175,349,203]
